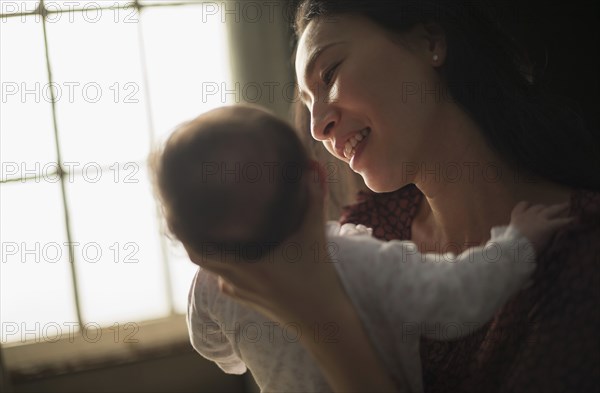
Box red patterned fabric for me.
[339,185,600,392]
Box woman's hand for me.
[185,163,399,392]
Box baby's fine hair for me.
[151,105,311,260]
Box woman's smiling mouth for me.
[341,127,371,160]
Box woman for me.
[197,1,600,391]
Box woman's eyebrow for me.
[303,41,345,80]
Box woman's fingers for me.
[183,243,228,274]
[196,257,237,278]
[218,275,236,296]
[217,274,268,314]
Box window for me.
[0,0,232,357]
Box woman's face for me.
[295,14,447,192]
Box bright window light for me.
[0,1,232,345]
[0,181,79,338]
[0,16,56,181]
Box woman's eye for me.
[322,62,340,86]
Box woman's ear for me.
[422,21,447,67]
[402,22,447,66]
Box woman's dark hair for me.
[290,0,600,190]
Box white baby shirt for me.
[187,222,535,392]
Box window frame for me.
[2,314,190,378]
[0,0,224,373]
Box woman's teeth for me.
[344,128,371,159]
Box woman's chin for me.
[362,173,403,193]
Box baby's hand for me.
[339,223,373,237]
[510,201,574,253]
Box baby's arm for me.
[327,203,570,390]
[187,268,247,374]
[331,203,571,340]
[380,202,572,340]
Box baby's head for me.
[152,105,311,260]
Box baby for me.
[151,105,571,392]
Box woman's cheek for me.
[327,80,341,104]
[334,82,367,115]
[323,140,337,157]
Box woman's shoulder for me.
[495,188,600,390]
[547,188,600,259]
[539,187,600,283]
[339,184,423,241]
[421,189,600,392]
[570,188,600,226]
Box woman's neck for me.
[414,174,572,250]
[411,105,572,252]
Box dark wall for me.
[495,0,599,132]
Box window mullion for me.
[40,3,84,329]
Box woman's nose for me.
[310,104,337,141]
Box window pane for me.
[0,16,56,182]
[44,8,150,166]
[0,1,39,15]
[0,181,79,345]
[65,164,170,326]
[140,5,232,140]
